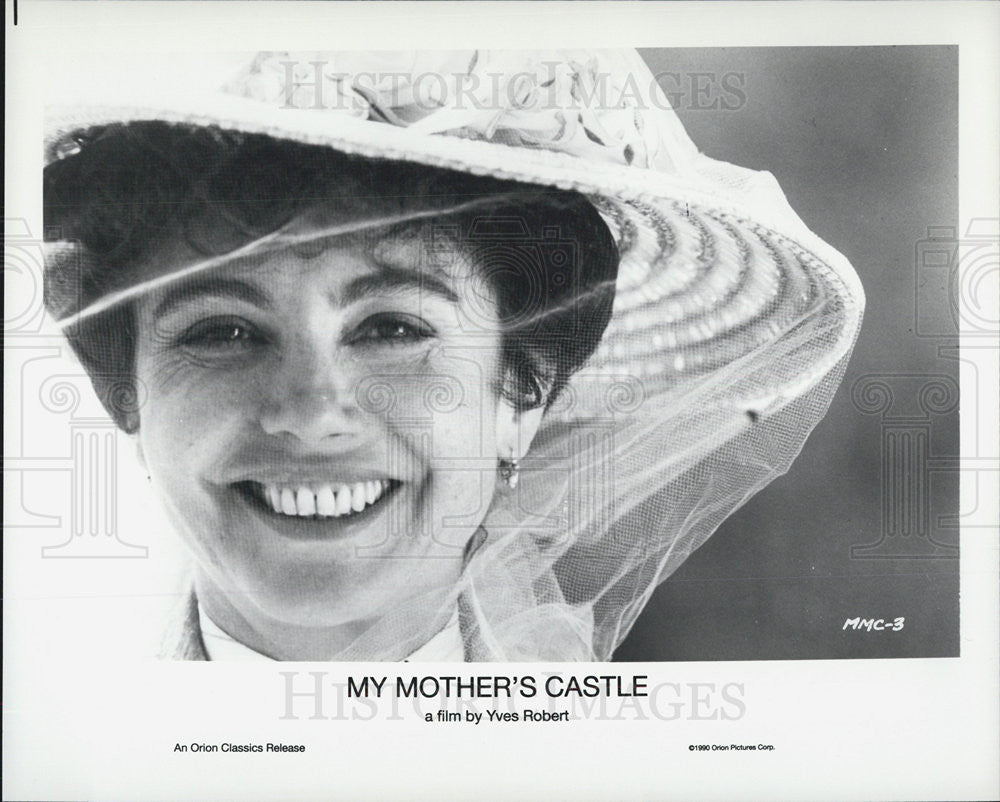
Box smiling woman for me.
[46,122,618,660]
[135,226,525,660]
[43,49,863,661]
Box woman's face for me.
[133,225,526,631]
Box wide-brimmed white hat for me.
[45,49,862,410]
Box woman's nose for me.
[258,345,361,446]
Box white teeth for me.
[316,485,337,516]
[295,486,315,517]
[351,483,366,512]
[335,484,352,516]
[256,480,389,519]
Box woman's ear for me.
[124,412,140,435]
[494,399,545,463]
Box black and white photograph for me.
[4,2,998,800]
[40,45,872,664]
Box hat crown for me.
[216,49,700,174]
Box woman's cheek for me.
[394,354,492,424]
[141,366,249,471]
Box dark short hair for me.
[44,122,620,431]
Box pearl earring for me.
[498,451,520,490]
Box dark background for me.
[615,47,960,661]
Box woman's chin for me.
[181,479,471,635]
[236,563,455,633]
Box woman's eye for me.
[350,314,433,346]
[176,318,269,352]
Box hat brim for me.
[45,88,863,415]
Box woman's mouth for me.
[234,480,399,520]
